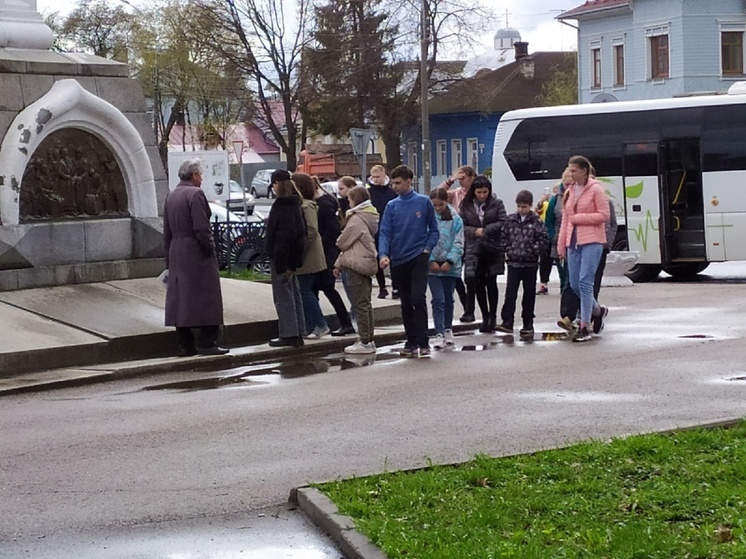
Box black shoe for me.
[269,337,304,348]
[495,323,514,333]
[178,347,198,357]
[331,325,356,336]
[519,324,534,338]
[391,290,400,299]
[592,305,608,334]
[459,313,475,323]
[197,345,229,356]
[572,326,592,343]
[377,288,389,299]
[479,319,493,333]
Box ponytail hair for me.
[429,187,453,220]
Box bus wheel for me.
[625,264,662,283]
[663,262,709,279]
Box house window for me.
[451,139,462,174]
[647,26,669,79]
[436,140,447,176]
[591,44,602,88]
[467,138,479,172]
[613,41,625,86]
[722,30,744,75]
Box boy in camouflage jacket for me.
[495,190,549,336]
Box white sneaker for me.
[305,325,331,339]
[444,329,455,346]
[432,333,446,349]
[344,341,376,354]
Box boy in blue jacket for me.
[379,165,440,357]
[495,190,549,338]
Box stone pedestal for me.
[0,2,168,290]
[601,251,640,287]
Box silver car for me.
[249,169,275,198]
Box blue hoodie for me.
[379,189,439,267]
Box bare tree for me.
[58,0,134,61]
[196,0,311,170]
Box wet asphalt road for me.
[4,263,746,558]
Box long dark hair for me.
[429,187,453,220]
[463,175,492,206]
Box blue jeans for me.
[297,273,328,333]
[567,243,603,325]
[428,275,457,335]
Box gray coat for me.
[163,181,224,327]
[296,199,327,276]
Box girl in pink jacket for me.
[557,156,610,342]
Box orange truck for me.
[296,143,383,181]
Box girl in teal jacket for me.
[428,188,465,349]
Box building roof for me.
[557,0,630,20]
[167,122,279,159]
[428,51,577,115]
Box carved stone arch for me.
[0,79,158,226]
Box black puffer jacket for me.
[500,211,550,267]
[459,194,507,277]
[316,191,341,268]
[265,194,306,274]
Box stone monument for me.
[0,0,167,290]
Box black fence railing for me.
[212,219,269,273]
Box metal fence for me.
[212,220,269,274]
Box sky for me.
[36,0,579,55]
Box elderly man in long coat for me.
[163,157,228,356]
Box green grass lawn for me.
[219,269,270,282]
[317,421,746,558]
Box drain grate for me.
[678,334,714,339]
[727,376,746,382]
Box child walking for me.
[334,186,380,354]
[428,188,465,349]
[496,190,549,337]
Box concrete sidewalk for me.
[0,276,403,387]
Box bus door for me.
[658,139,706,264]
[622,143,661,264]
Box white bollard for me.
[601,251,640,287]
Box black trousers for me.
[176,325,219,351]
[538,250,553,284]
[560,248,608,319]
[501,265,538,328]
[312,268,353,328]
[466,257,498,320]
[391,253,430,349]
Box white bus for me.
[491,83,746,281]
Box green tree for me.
[536,54,579,107]
[58,0,133,61]
[302,0,396,139]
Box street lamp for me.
[232,139,249,217]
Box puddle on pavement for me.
[142,332,570,392]
[143,350,402,392]
[678,334,715,339]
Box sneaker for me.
[495,323,513,333]
[432,333,446,349]
[399,345,414,357]
[572,326,592,342]
[391,290,400,299]
[557,316,576,332]
[592,305,608,334]
[519,327,534,338]
[416,346,431,358]
[536,285,548,295]
[459,313,475,323]
[344,341,376,354]
[444,329,455,346]
[304,325,331,339]
[377,288,389,299]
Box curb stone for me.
[292,487,389,559]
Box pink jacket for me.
[557,179,610,257]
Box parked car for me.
[209,202,269,274]
[249,169,275,198]
[320,178,363,198]
[224,180,257,215]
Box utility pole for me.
[420,0,431,192]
